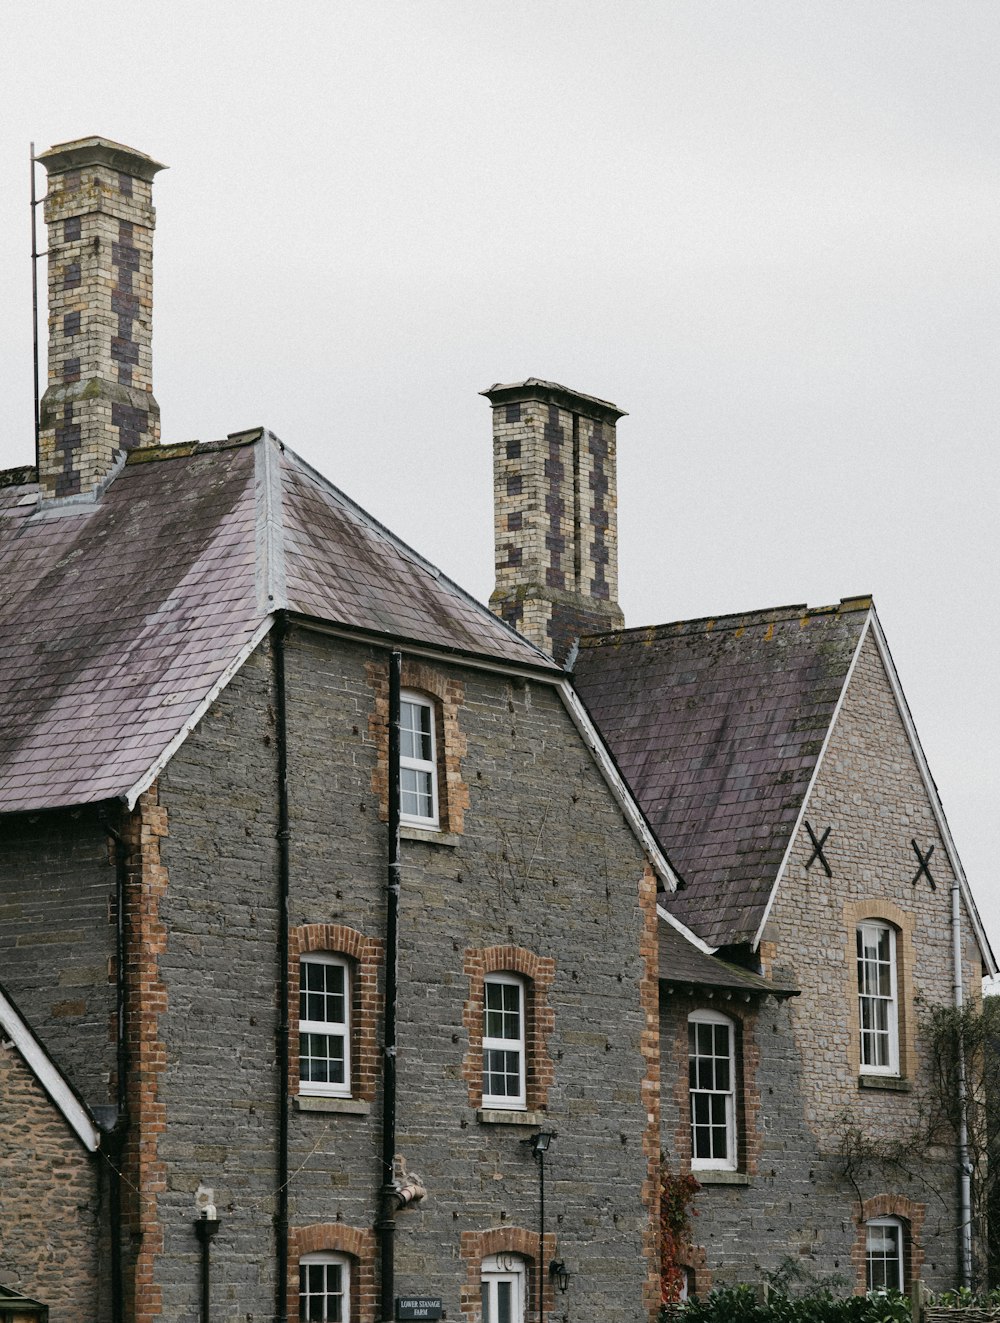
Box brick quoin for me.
[121,783,169,1323]
[638,863,663,1322]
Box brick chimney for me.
[37,137,166,500]
[484,379,626,662]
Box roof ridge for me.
[579,595,874,646]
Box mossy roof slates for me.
[0,437,553,813]
[574,604,867,949]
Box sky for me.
[1,2,998,963]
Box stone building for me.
[0,140,669,1322]
[1,130,995,1322]
[486,379,998,1296]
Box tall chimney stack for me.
[483,379,626,663]
[37,137,165,500]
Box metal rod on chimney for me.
[30,141,41,474]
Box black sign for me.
[397,1299,443,1320]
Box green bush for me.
[661,1285,910,1323]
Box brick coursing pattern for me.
[289,924,383,1101]
[288,1223,377,1323]
[366,659,470,833]
[461,945,555,1112]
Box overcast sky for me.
[2,2,998,963]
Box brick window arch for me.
[852,1195,925,1295]
[289,925,382,1102]
[460,1226,556,1323]
[289,1224,376,1323]
[463,946,555,1113]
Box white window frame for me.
[300,1251,350,1322]
[481,1253,527,1323]
[865,1217,904,1293]
[399,690,439,828]
[299,954,351,1098]
[857,921,899,1076]
[482,973,527,1111]
[688,1009,737,1171]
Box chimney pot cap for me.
[480,378,626,422]
[37,136,167,182]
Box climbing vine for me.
[661,1162,701,1304]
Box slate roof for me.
[572,600,869,949]
[658,920,798,997]
[0,431,555,814]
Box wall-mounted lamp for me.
[523,1130,555,1157]
[548,1260,570,1294]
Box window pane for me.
[301,1032,346,1084]
[867,1223,902,1292]
[300,1261,344,1322]
[301,962,346,1026]
[484,1047,521,1097]
[485,981,521,1041]
[497,1281,513,1323]
[482,1284,491,1323]
[401,700,433,761]
[401,766,433,818]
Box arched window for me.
[481,1253,528,1323]
[688,1010,736,1170]
[299,1252,350,1321]
[866,1217,904,1292]
[400,690,439,827]
[857,922,899,1075]
[299,954,351,1098]
[483,973,527,1110]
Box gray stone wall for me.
[0,1036,107,1321]
[661,630,984,1295]
[148,626,656,1321]
[0,806,116,1108]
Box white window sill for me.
[295,1096,371,1115]
[858,1074,911,1093]
[478,1108,547,1126]
[693,1169,750,1186]
[400,825,460,847]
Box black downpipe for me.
[274,615,291,1323]
[195,1214,221,1322]
[100,807,129,1323]
[537,1152,545,1323]
[378,652,403,1323]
